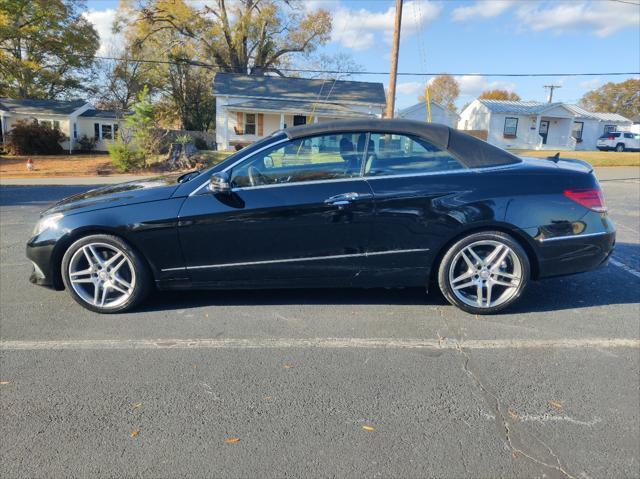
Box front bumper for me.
[26,237,61,289]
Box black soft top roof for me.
[284,119,520,168]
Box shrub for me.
[107,139,144,172]
[193,137,208,150]
[5,120,66,155]
[175,134,192,145]
[77,135,96,152]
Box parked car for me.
[27,119,615,315]
[596,131,640,151]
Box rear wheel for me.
[615,143,625,152]
[61,234,150,313]
[438,231,530,314]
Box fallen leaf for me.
[437,333,446,346]
[192,364,198,369]
[263,395,273,401]
[130,429,140,438]
[362,425,375,432]
[282,363,294,369]
[507,408,519,421]
[0,381,9,385]
[225,437,240,444]
[548,400,564,411]
[132,402,142,409]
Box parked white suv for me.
[597,131,640,152]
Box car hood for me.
[42,174,185,216]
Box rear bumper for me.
[535,230,616,279]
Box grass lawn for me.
[0,150,235,178]
[509,149,640,167]
[0,153,121,178]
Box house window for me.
[113,124,119,139]
[53,120,60,130]
[603,124,616,134]
[94,123,100,139]
[73,122,78,139]
[40,120,53,129]
[503,117,518,137]
[101,124,113,140]
[571,121,584,141]
[293,115,307,126]
[244,114,256,135]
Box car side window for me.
[364,133,465,177]
[230,132,367,188]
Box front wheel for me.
[437,231,530,314]
[61,234,151,313]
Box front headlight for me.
[33,213,64,236]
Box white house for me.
[214,73,386,150]
[398,101,459,128]
[0,98,127,152]
[458,99,632,151]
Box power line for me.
[90,55,639,77]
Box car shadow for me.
[139,242,639,315]
[0,185,100,206]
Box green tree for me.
[128,0,332,75]
[0,0,99,98]
[420,75,460,112]
[479,89,521,101]
[125,85,164,163]
[579,79,640,120]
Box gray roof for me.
[79,109,126,119]
[0,98,87,115]
[227,99,376,118]
[563,104,631,123]
[214,73,386,106]
[399,101,458,118]
[478,99,570,115]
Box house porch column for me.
[534,115,542,150]
[279,113,285,130]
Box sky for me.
[83,0,640,111]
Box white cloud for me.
[452,0,515,22]
[331,1,442,50]
[579,78,604,91]
[455,75,517,97]
[83,9,119,56]
[516,1,640,37]
[396,81,424,95]
[451,1,639,37]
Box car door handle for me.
[324,192,363,206]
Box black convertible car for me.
[27,119,615,314]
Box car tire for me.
[437,231,530,315]
[615,143,625,152]
[61,234,151,313]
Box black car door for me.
[358,131,476,285]
[176,132,375,287]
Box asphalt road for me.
[1,170,639,478]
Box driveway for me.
[1,169,638,478]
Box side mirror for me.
[207,171,232,194]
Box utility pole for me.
[544,84,562,103]
[386,0,403,118]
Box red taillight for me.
[564,188,607,212]
[608,136,615,140]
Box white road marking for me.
[610,257,640,279]
[0,337,638,351]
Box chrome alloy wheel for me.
[448,240,522,309]
[68,242,136,309]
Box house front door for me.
[539,120,550,144]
